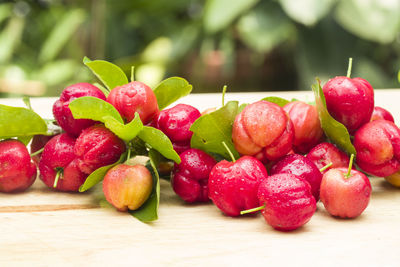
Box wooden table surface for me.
[1,90,400,267]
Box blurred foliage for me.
[0,0,399,96]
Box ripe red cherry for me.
[53,83,106,137]
[371,106,394,123]
[0,140,37,193]
[323,76,374,134]
[208,156,268,217]
[306,142,350,174]
[171,148,217,203]
[107,81,159,124]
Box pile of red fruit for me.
[0,58,399,231]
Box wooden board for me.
[1,91,400,266]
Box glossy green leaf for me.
[0,104,47,139]
[129,149,160,222]
[153,77,193,110]
[83,57,128,91]
[79,153,127,192]
[69,96,123,123]
[190,101,240,160]
[261,96,290,107]
[103,113,143,142]
[93,82,109,97]
[279,0,335,26]
[312,79,356,156]
[138,126,181,164]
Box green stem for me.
[240,204,265,215]
[131,66,135,82]
[222,85,227,107]
[319,162,333,173]
[30,147,44,157]
[347,58,353,78]
[53,169,63,188]
[345,154,355,178]
[22,97,33,110]
[222,141,236,162]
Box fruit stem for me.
[347,58,353,78]
[345,154,355,178]
[127,148,131,161]
[131,66,135,82]
[240,204,265,215]
[319,162,333,173]
[53,168,63,188]
[22,97,33,110]
[222,141,236,162]
[222,85,227,107]
[30,147,44,157]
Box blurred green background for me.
[0,0,399,96]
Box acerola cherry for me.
[208,156,268,217]
[306,142,350,174]
[232,100,294,162]
[256,173,316,231]
[30,135,54,165]
[74,125,126,174]
[371,106,394,123]
[39,133,87,192]
[171,148,217,203]
[354,120,400,177]
[53,83,106,137]
[270,154,322,201]
[107,81,159,124]
[322,76,374,134]
[103,164,153,211]
[283,101,323,154]
[153,104,201,154]
[0,140,37,193]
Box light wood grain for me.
[1,91,400,267]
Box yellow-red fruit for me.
[103,164,153,212]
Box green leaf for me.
[204,0,260,33]
[79,153,127,192]
[261,96,290,107]
[279,0,336,26]
[129,149,160,222]
[312,79,356,156]
[103,113,143,142]
[190,101,240,160]
[153,77,193,110]
[0,104,47,139]
[93,82,109,97]
[83,57,128,90]
[138,126,181,164]
[38,9,86,63]
[398,70,400,83]
[69,96,124,123]
[335,0,400,44]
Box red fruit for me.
[257,173,316,231]
[283,101,323,153]
[171,148,217,203]
[232,101,294,162]
[323,76,374,134]
[270,154,322,201]
[53,83,106,137]
[306,142,350,174]
[371,106,394,123]
[30,135,54,165]
[153,104,201,154]
[107,81,159,124]
[320,168,371,218]
[103,164,153,212]
[74,125,126,174]
[39,133,87,192]
[208,156,268,217]
[354,120,400,177]
[0,140,36,193]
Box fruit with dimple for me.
[270,154,322,201]
[208,156,268,217]
[53,83,106,137]
[283,101,323,154]
[171,148,217,203]
[371,106,394,123]
[107,81,159,124]
[103,164,153,211]
[0,140,37,193]
[306,142,350,174]
[232,100,294,162]
[256,173,316,231]
[354,120,400,177]
[322,76,374,134]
